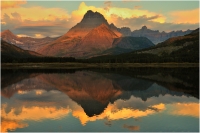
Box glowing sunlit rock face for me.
[38,10,123,57]
[1,69,199,132]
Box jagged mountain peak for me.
[81,10,108,24]
[1,29,15,36]
[2,29,11,33]
[1,29,18,41]
[110,23,116,27]
[83,10,104,19]
[141,25,148,30]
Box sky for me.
[1,0,199,38]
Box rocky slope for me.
[138,28,199,56]
[97,36,154,55]
[1,40,41,60]
[0,30,57,51]
[39,10,156,58]
[130,26,192,44]
[38,10,122,57]
[90,28,198,63]
[117,27,132,36]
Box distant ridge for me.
[1,40,42,60]
[0,30,57,51]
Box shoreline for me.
[1,62,199,69]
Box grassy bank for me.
[1,62,199,69]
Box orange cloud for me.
[17,90,28,94]
[123,124,140,131]
[134,6,142,9]
[1,105,70,121]
[71,2,166,25]
[34,34,45,38]
[170,8,199,24]
[1,6,70,26]
[1,119,28,132]
[72,103,166,125]
[170,103,199,118]
[1,0,26,9]
[17,34,31,37]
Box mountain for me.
[109,23,123,37]
[130,26,192,44]
[1,40,41,61]
[89,28,199,63]
[39,10,156,58]
[113,36,154,50]
[0,30,57,52]
[117,27,132,36]
[138,28,199,56]
[1,30,18,42]
[38,10,122,57]
[97,37,154,55]
[73,24,119,57]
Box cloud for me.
[71,2,166,25]
[1,6,72,37]
[1,119,28,132]
[1,105,70,121]
[134,6,142,9]
[1,0,26,9]
[1,2,199,37]
[1,6,70,22]
[169,8,199,24]
[123,124,140,131]
[104,1,112,11]
[113,15,198,32]
[170,103,199,118]
[104,1,112,6]
[13,25,69,37]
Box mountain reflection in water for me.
[1,68,199,132]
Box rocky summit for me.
[130,26,192,44]
[38,10,155,58]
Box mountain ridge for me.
[1,10,196,59]
[1,40,42,61]
[89,28,199,63]
[38,10,155,58]
[109,25,193,44]
[0,30,58,52]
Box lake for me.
[1,68,199,132]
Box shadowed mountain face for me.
[130,26,192,44]
[90,28,199,63]
[1,40,41,61]
[1,68,198,117]
[137,28,199,56]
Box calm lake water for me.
[1,68,199,132]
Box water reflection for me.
[1,68,199,132]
